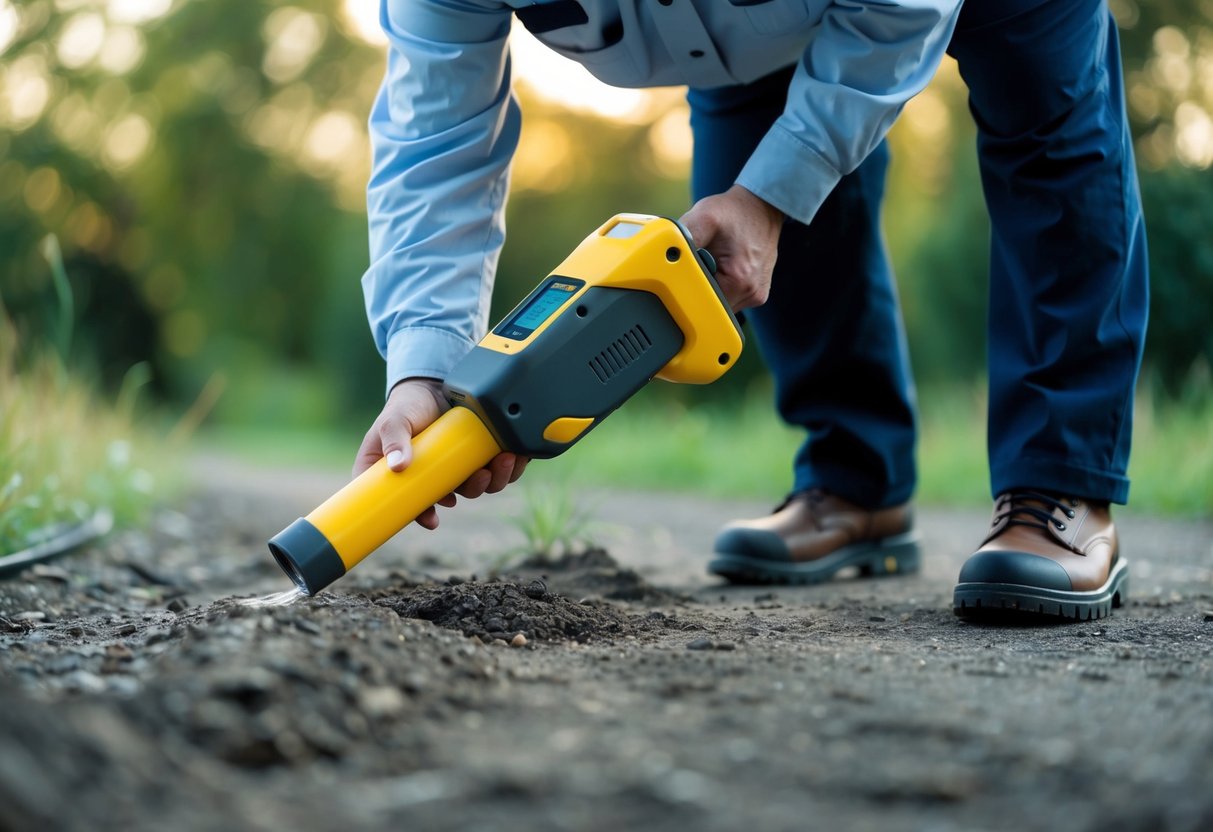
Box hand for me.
[352,378,529,530]
[679,184,784,311]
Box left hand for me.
[679,184,784,311]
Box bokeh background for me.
[2,0,1211,514]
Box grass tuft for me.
[0,239,172,557]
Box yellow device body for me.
[268,214,743,594]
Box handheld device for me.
[267,214,744,594]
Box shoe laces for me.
[995,490,1077,534]
[774,489,828,528]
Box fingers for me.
[415,506,440,530]
[454,453,526,499]
[509,456,530,484]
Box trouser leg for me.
[949,0,1149,503]
[688,69,918,508]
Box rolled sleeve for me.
[364,0,519,396]
[740,0,963,225]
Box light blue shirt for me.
[366,0,963,394]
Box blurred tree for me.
[0,0,1209,441]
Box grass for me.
[0,239,172,557]
[197,382,1212,519]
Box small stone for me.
[166,597,189,613]
[12,611,46,622]
[524,579,547,599]
[357,685,407,718]
[293,618,321,635]
[869,616,887,623]
[687,638,713,651]
[64,670,107,694]
[447,575,466,586]
[116,623,138,637]
[145,627,174,645]
[30,565,72,583]
[510,632,528,648]
[1203,611,1213,622]
[106,644,134,661]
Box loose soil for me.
[1,468,1211,832]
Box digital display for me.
[495,278,583,341]
[605,220,644,239]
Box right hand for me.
[352,378,529,530]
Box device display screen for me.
[495,278,584,341]
[605,220,644,239]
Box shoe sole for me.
[953,558,1129,621]
[708,532,921,585]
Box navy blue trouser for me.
[688,0,1149,507]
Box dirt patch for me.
[2,487,1212,832]
[365,549,689,644]
[512,548,691,605]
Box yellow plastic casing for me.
[305,406,501,572]
[477,214,742,384]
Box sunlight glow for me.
[510,27,650,122]
[106,0,173,26]
[340,1,656,123]
[2,54,52,128]
[262,7,326,85]
[57,11,106,69]
[341,0,385,47]
[0,1,19,57]
[1175,100,1213,168]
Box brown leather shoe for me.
[709,489,919,584]
[953,491,1128,620]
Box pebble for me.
[145,627,175,645]
[1203,611,1213,622]
[869,616,888,623]
[687,638,735,652]
[510,633,528,648]
[166,598,189,614]
[358,685,407,718]
[524,579,547,599]
[116,623,138,637]
[293,619,321,636]
[12,611,46,622]
[29,565,72,583]
[63,670,107,694]
[106,644,134,661]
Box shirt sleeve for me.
[735,0,963,226]
[365,0,519,396]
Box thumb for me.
[679,197,723,248]
[379,416,414,472]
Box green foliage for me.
[2,0,1210,484]
[0,239,168,556]
[1138,165,1213,394]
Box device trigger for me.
[696,248,717,277]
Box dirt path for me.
[1,455,1211,831]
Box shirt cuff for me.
[735,124,843,227]
[384,326,477,397]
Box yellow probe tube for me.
[268,406,501,594]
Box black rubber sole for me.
[953,558,1129,621]
[708,533,920,586]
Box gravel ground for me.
[1,455,1211,832]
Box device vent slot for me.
[589,325,651,384]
